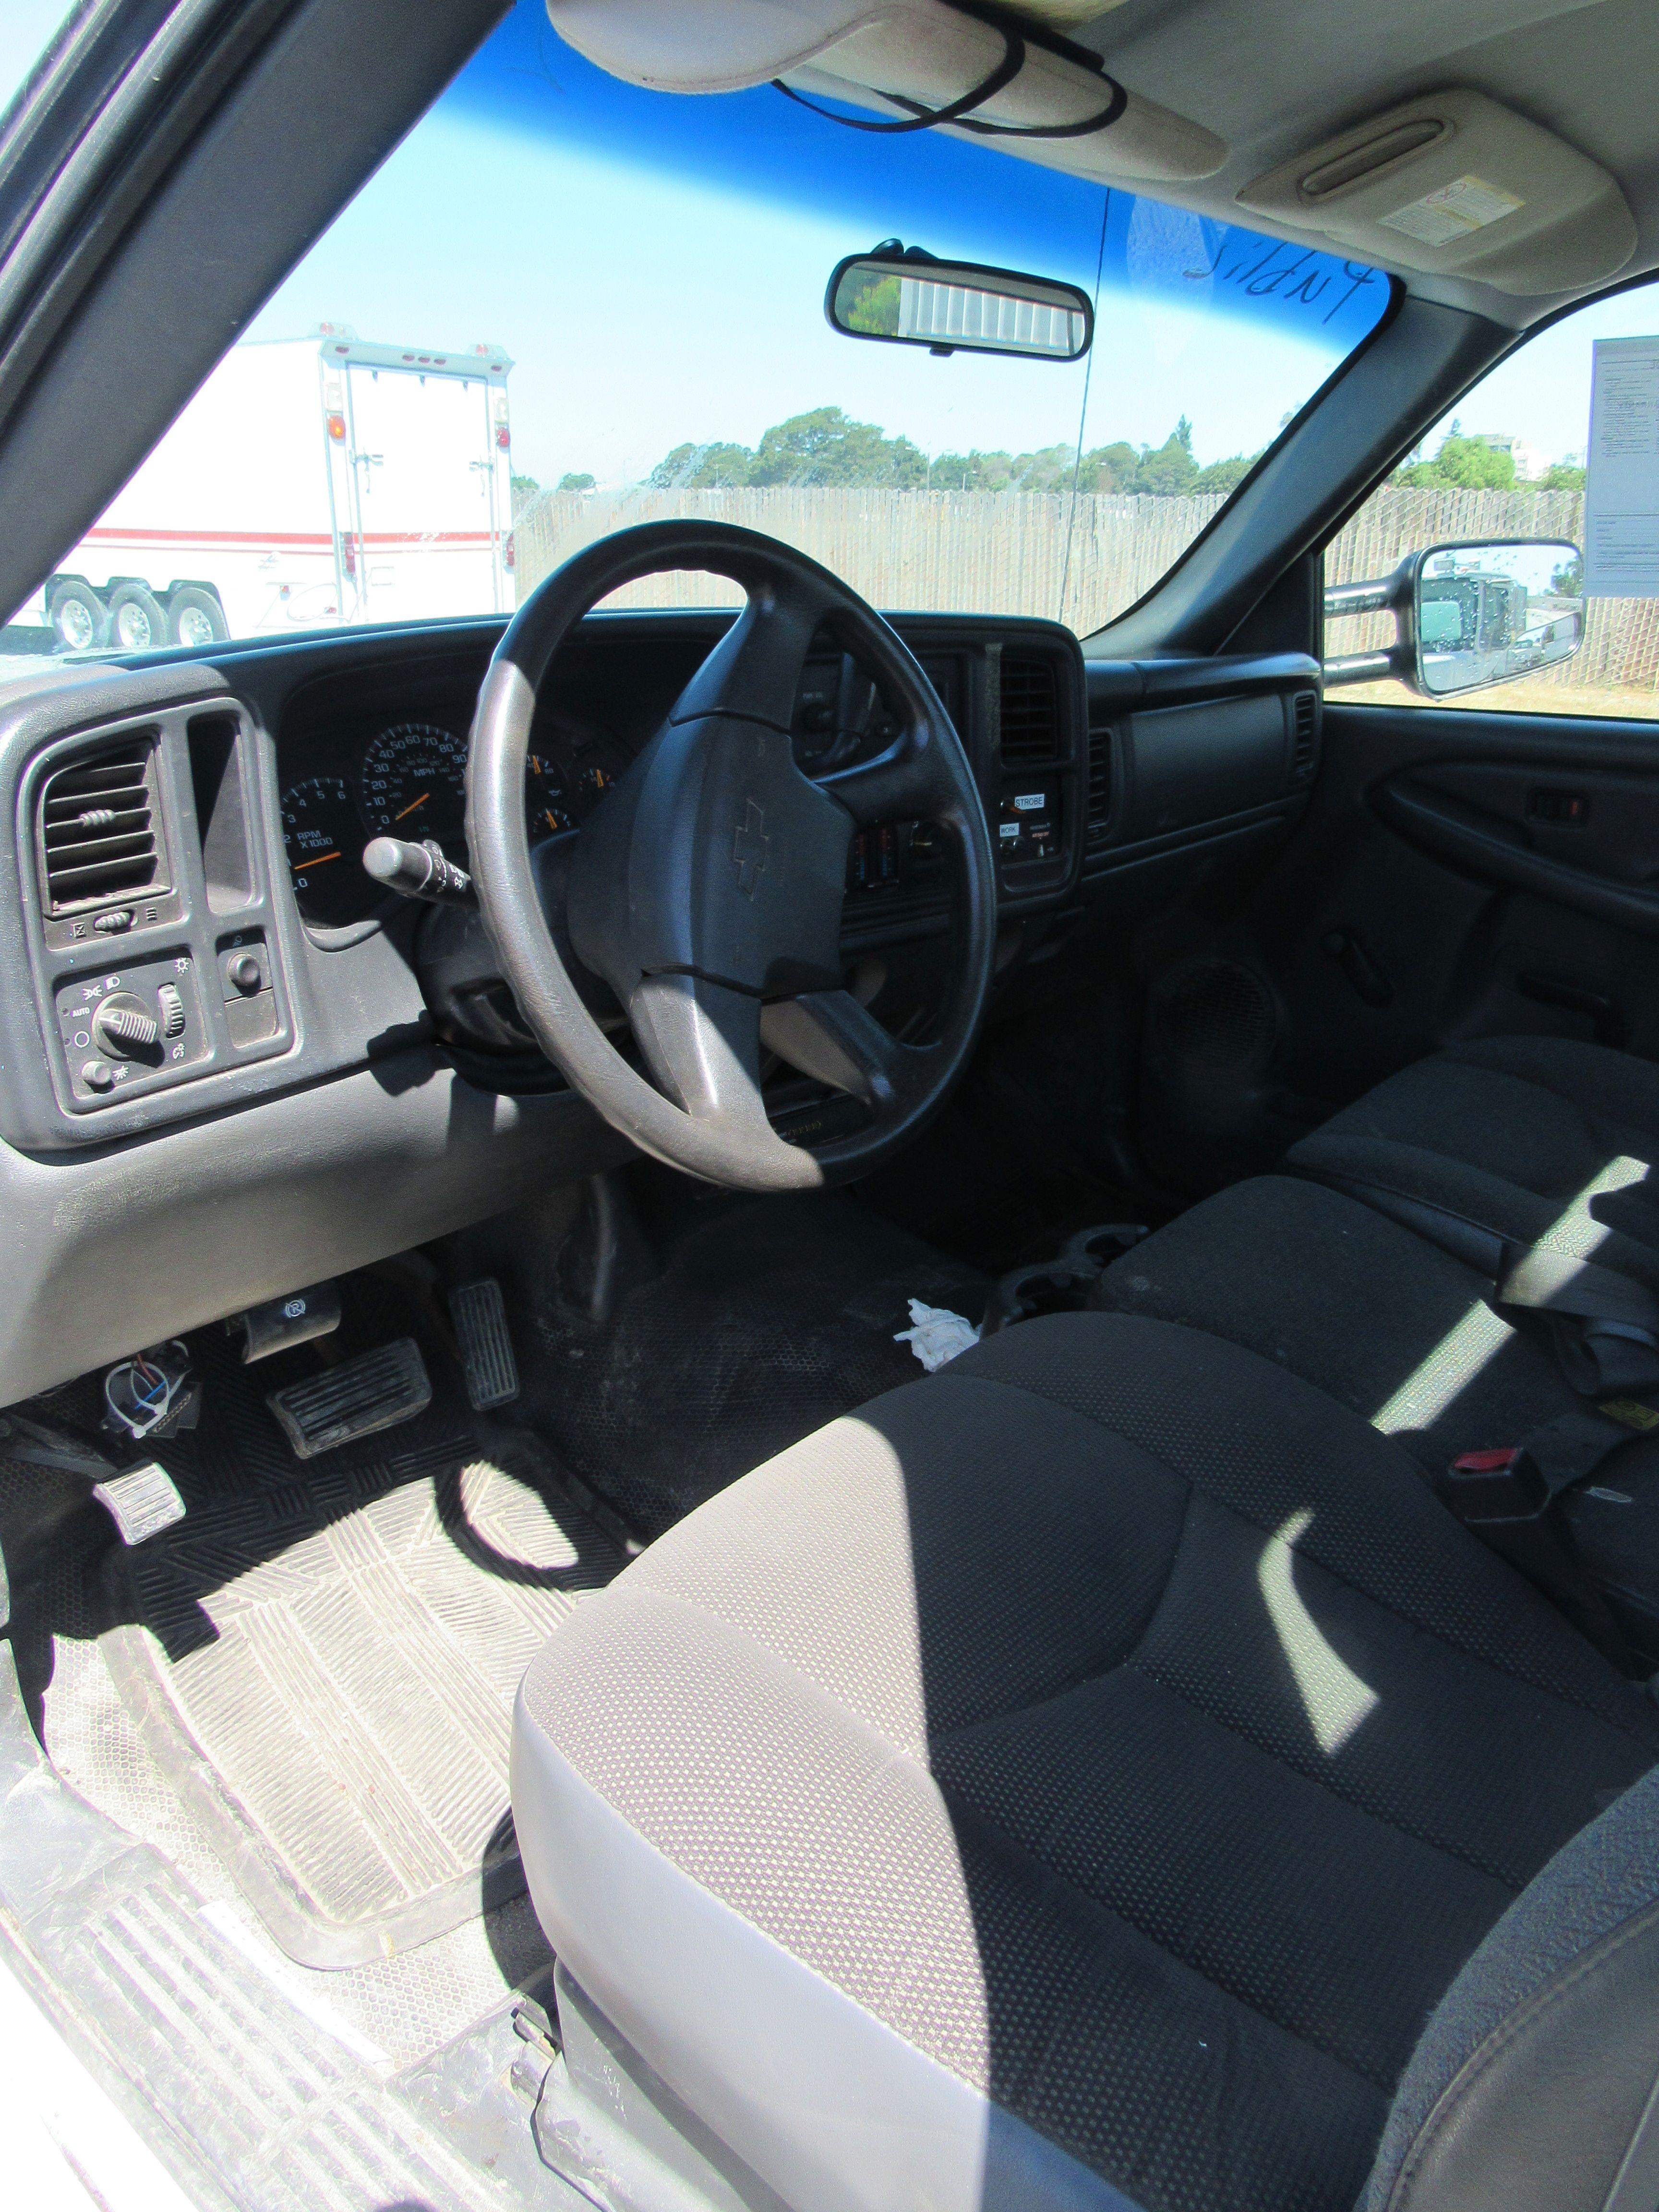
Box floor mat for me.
[519,1189,990,1541]
[99,1330,622,1970]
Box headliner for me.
[1054,0,1657,327]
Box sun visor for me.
[1237,89,1634,296]
[545,0,1226,183]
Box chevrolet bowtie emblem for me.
[733,798,770,897]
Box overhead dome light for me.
[1298,119,1447,201]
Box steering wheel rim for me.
[466,520,997,1190]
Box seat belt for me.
[1439,1411,1639,1667]
[1493,1247,1659,1397]
[1436,1243,1659,1669]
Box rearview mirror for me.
[1413,540,1584,697]
[826,247,1092,362]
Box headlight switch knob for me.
[91,991,160,1056]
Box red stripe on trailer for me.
[81,527,497,548]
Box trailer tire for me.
[166,586,228,649]
[48,579,106,651]
[106,582,168,651]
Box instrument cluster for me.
[279,714,621,927]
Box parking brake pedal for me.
[266,1338,431,1459]
[450,1278,519,1410]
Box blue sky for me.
[5,0,1648,482]
[1418,282,1659,468]
[235,0,1386,490]
[0,0,66,113]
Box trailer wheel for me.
[166,585,228,649]
[106,582,167,651]
[48,579,106,650]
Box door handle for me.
[1375,781,1659,938]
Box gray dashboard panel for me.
[0,613,1287,1410]
[0,1052,627,1407]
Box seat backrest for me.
[1366,1762,1659,2212]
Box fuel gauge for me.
[525,751,575,838]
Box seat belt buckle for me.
[1440,1446,1552,1524]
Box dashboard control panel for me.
[998,781,1062,866]
[54,949,208,1103]
[16,699,295,1139]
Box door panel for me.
[1217,700,1659,1148]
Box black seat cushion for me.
[512,1312,1659,2212]
[1288,1035,1659,1285]
[1096,1174,1574,1478]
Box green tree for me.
[1082,441,1142,493]
[1193,455,1254,495]
[748,407,927,488]
[1395,433,1517,490]
[556,471,596,493]
[648,441,753,490]
[1539,462,1587,492]
[927,445,1077,493]
[1135,420,1200,497]
[838,270,902,337]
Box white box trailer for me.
[33,330,517,650]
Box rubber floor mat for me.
[100,1333,623,1969]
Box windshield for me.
[11,0,1389,656]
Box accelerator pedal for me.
[267,1338,431,1460]
[450,1278,520,1410]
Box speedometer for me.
[361,721,469,860]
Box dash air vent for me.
[1086,726,1113,845]
[38,738,164,914]
[1290,691,1319,779]
[998,657,1060,765]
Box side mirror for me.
[1325,537,1585,698]
[826,246,1092,362]
[1412,540,1585,697]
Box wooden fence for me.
[511,481,1659,697]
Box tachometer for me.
[281,776,371,926]
[361,721,469,859]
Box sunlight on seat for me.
[1370,1155,1653,1435]
[1371,1299,1514,1435]
[1534,1154,1651,1260]
[1258,1508,1378,1755]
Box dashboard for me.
[0,602,1320,1409]
[271,627,987,935]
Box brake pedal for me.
[266,1338,431,1459]
[450,1278,520,1410]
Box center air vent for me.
[1086,725,1113,844]
[1290,691,1319,779]
[38,739,164,914]
[998,657,1060,765]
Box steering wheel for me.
[465,521,996,1190]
